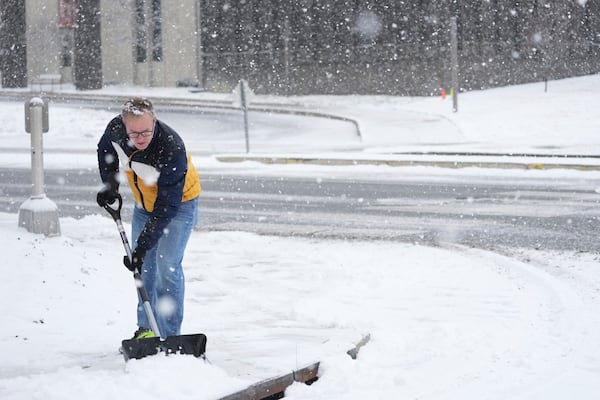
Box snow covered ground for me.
[1,74,600,399]
[1,72,600,168]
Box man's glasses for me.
[127,130,153,138]
[127,122,155,138]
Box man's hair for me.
[121,97,154,118]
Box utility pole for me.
[283,17,291,96]
[195,0,204,88]
[449,16,459,113]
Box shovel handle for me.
[102,194,162,339]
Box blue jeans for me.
[131,197,199,338]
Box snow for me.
[1,74,600,399]
[18,196,59,212]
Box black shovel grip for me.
[102,193,123,222]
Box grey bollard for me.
[18,97,61,236]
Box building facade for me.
[2,1,600,95]
[2,0,200,89]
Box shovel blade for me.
[121,333,207,361]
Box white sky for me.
[1,74,600,399]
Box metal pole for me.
[19,97,60,236]
[240,80,250,153]
[283,17,291,96]
[29,98,45,198]
[195,0,204,88]
[450,16,459,113]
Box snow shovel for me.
[101,194,207,361]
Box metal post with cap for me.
[17,97,61,236]
[233,79,253,153]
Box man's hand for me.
[123,247,146,273]
[97,187,119,207]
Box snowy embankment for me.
[1,212,599,400]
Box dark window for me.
[151,0,162,61]
[135,0,146,63]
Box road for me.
[2,167,599,252]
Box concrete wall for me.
[101,1,135,85]
[23,0,199,88]
[26,0,62,82]
[158,0,198,86]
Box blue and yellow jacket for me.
[97,116,201,251]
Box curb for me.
[215,155,600,171]
[217,362,319,400]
